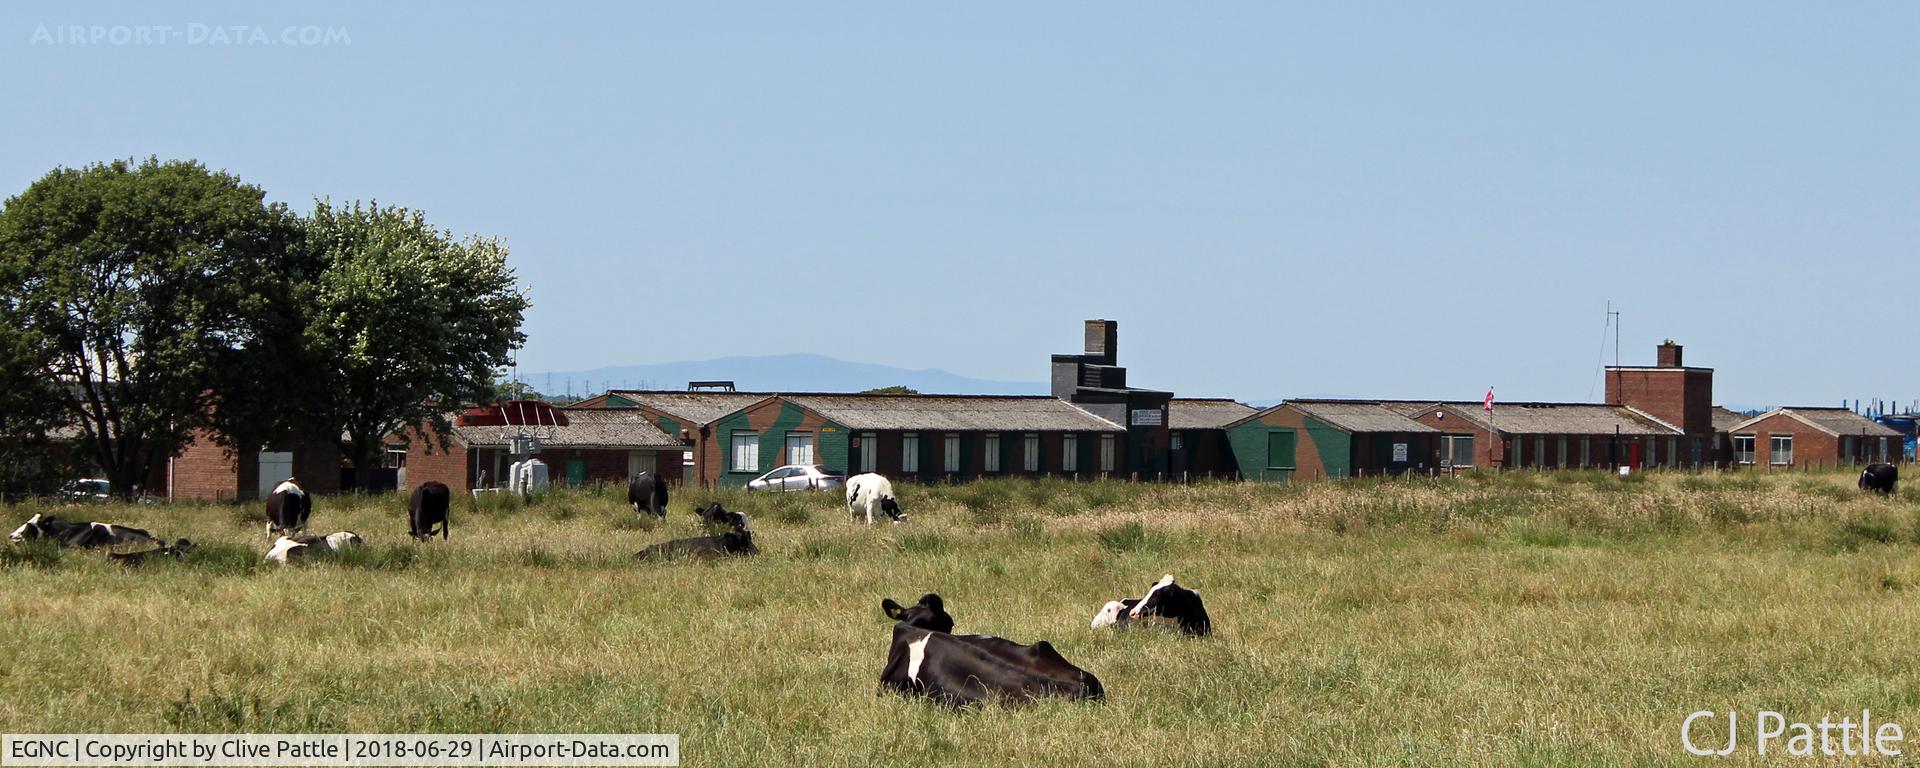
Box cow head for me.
[1089,598,1139,629]
[882,593,953,633]
[1128,574,1210,636]
[325,531,364,550]
[880,496,906,522]
[9,513,46,543]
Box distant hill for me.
[520,353,1047,398]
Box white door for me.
[628,450,647,477]
[258,452,293,499]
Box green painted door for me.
[566,458,586,487]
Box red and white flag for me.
[1483,388,1495,413]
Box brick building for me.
[569,390,772,488]
[1168,398,1255,480]
[167,429,342,502]
[1605,340,1721,466]
[394,402,689,492]
[1226,400,1439,481]
[1725,407,1902,470]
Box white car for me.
[745,465,846,492]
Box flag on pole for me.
[1483,388,1495,413]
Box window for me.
[1444,435,1474,468]
[1843,436,1854,461]
[785,432,814,466]
[984,434,1000,473]
[730,431,760,472]
[1533,436,1546,468]
[1099,435,1116,473]
[859,433,877,473]
[1023,434,1040,472]
[1667,437,1678,468]
[1734,434,1756,465]
[1580,437,1591,468]
[1062,434,1079,472]
[1268,430,1297,469]
[943,434,961,473]
[1170,432,1184,451]
[384,449,407,469]
[1879,437,1890,462]
[1557,437,1568,468]
[902,433,920,473]
[1770,434,1793,466]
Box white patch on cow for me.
[93,522,114,537]
[847,473,896,526]
[272,479,304,497]
[264,536,307,564]
[1091,600,1127,629]
[9,513,41,543]
[1130,574,1176,619]
[906,633,932,684]
[324,531,363,551]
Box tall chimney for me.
[1084,319,1118,365]
[1657,340,1683,368]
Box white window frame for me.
[984,434,1000,473]
[383,449,408,469]
[1580,437,1591,468]
[943,434,961,473]
[1733,434,1756,465]
[1023,434,1040,472]
[859,432,877,473]
[731,431,761,472]
[1099,434,1116,473]
[1557,436,1568,468]
[902,433,920,474]
[785,431,815,467]
[1062,434,1079,473]
[1770,434,1793,466]
[1444,434,1474,468]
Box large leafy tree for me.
[0,158,302,497]
[303,200,529,474]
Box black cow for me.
[1090,574,1212,636]
[635,514,755,560]
[9,514,161,548]
[694,501,744,529]
[629,472,669,519]
[881,593,954,634]
[1861,463,1899,495]
[879,622,1103,707]
[409,481,451,540]
[110,538,193,566]
[264,478,312,539]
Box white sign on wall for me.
[1392,443,1409,462]
[1130,409,1164,427]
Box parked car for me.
[746,465,846,492]
[58,478,112,503]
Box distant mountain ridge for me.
[520,353,1047,398]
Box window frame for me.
[901,433,920,474]
[1099,434,1116,473]
[942,434,961,473]
[1769,434,1793,466]
[1062,434,1079,473]
[785,431,815,467]
[1733,434,1756,465]
[983,433,1001,473]
[730,431,761,472]
[1023,434,1040,472]
[1267,429,1297,470]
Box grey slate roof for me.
[453,408,686,449]
[1169,399,1257,430]
[1286,400,1438,433]
[1385,401,1680,436]
[1731,407,1902,438]
[1712,407,1749,433]
[783,394,1121,432]
[605,391,772,425]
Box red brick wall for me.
[392,424,471,492]
[1607,368,1714,436]
[1406,407,1508,469]
[1736,413,1845,470]
[170,428,243,501]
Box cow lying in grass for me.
[1090,574,1212,636]
[878,594,1102,706]
[265,531,365,564]
[109,538,193,566]
[635,513,756,561]
[9,514,161,548]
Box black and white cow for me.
[628,472,669,519]
[634,513,755,560]
[695,501,744,529]
[264,478,312,539]
[1861,463,1899,495]
[879,622,1103,707]
[9,514,161,548]
[409,481,451,540]
[265,531,364,564]
[110,539,193,566]
[881,593,954,634]
[846,472,905,525]
[1090,574,1212,636]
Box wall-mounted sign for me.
[1392,442,1409,462]
[1130,409,1164,427]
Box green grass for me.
[4,471,1920,765]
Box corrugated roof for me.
[1382,400,1679,435]
[453,408,686,449]
[783,394,1121,432]
[1712,406,1749,433]
[1169,399,1257,429]
[1287,400,1438,433]
[602,391,772,425]
[1731,407,1903,438]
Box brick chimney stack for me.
[1083,319,1118,366]
[1657,340,1683,368]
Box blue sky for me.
[3,2,1915,408]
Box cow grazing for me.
[879,623,1103,707]
[110,539,193,566]
[628,472,669,519]
[264,478,312,539]
[409,481,451,540]
[1091,574,1212,636]
[1861,463,1899,495]
[9,514,161,549]
[265,531,364,564]
[846,473,905,525]
[634,514,756,561]
[881,593,954,634]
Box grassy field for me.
[5,470,1920,766]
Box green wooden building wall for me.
[1226,412,1353,481]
